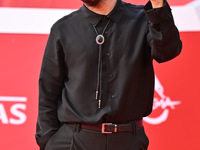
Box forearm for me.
[36,93,61,150]
[144,0,182,63]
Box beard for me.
[81,0,102,6]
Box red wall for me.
[0,0,194,8]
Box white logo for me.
[0,96,27,125]
[144,75,181,125]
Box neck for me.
[84,0,117,15]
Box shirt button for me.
[111,95,115,99]
[109,73,113,78]
[107,52,110,56]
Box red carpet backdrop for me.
[0,0,200,149]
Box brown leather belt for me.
[70,120,143,134]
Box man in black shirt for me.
[36,0,182,149]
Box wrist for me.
[150,0,164,8]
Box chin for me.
[81,0,102,6]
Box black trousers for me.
[44,124,149,150]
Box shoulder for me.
[123,1,144,10]
[122,2,147,20]
[51,8,81,32]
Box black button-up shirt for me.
[36,0,182,149]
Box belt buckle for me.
[101,123,117,134]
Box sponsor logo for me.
[0,96,27,125]
[144,75,181,125]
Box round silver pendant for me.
[96,35,105,45]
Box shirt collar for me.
[81,0,125,26]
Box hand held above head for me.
[149,0,164,8]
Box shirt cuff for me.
[144,0,172,24]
